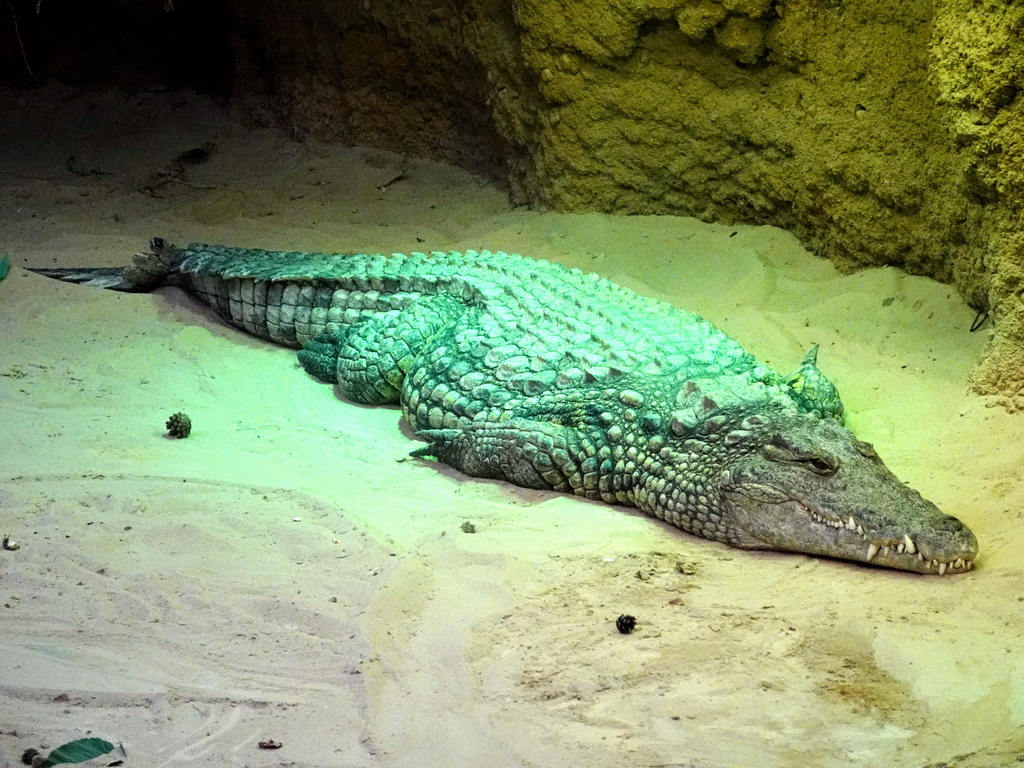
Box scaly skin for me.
[30,237,979,574]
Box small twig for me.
[161,173,214,189]
[140,168,216,197]
[6,0,33,77]
[377,171,407,192]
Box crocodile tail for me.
[28,237,185,293]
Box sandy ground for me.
[0,85,1022,768]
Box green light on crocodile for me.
[29,238,978,575]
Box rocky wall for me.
[930,0,1024,407]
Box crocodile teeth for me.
[812,512,846,529]
[939,561,948,576]
[897,543,906,554]
[903,534,917,555]
[954,558,965,570]
[866,543,879,562]
[846,517,857,531]
[857,524,865,536]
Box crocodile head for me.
[712,411,978,574]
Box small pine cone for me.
[166,412,192,438]
[615,614,637,634]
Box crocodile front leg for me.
[412,419,596,495]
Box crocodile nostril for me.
[941,515,970,533]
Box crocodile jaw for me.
[721,490,978,574]
[715,414,979,575]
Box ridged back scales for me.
[171,243,783,393]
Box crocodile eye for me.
[803,456,837,475]
[762,443,836,475]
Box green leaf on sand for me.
[0,254,9,281]
[41,738,116,767]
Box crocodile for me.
[30,237,979,575]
